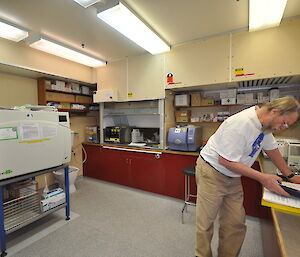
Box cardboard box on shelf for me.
[46,92,75,102]
[60,103,71,109]
[75,95,93,104]
[191,93,202,106]
[176,116,189,123]
[190,117,200,122]
[64,83,72,92]
[81,86,90,95]
[220,89,237,99]
[175,110,191,117]
[269,88,279,102]
[257,92,264,103]
[45,80,52,90]
[221,98,236,105]
[175,94,190,106]
[71,83,81,93]
[55,81,65,91]
[245,93,254,104]
[237,94,246,104]
[201,98,214,106]
[262,96,269,103]
[41,188,65,212]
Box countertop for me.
[259,156,300,257]
[82,142,200,156]
[272,209,300,257]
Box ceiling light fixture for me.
[0,19,28,42]
[28,35,106,67]
[97,1,170,55]
[73,0,102,8]
[249,0,288,32]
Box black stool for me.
[181,166,196,224]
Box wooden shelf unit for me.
[37,77,98,114]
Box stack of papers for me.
[128,142,146,147]
[262,182,300,214]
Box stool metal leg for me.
[181,174,197,224]
[186,175,190,211]
[181,175,188,224]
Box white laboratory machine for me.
[276,137,300,171]
[0,109,71,180]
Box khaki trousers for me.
[195,158,246,257]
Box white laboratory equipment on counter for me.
[0,109,71,180]
[276,137,300,171]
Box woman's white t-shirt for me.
[199,106,277,177]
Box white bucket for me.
[53,166,79,193]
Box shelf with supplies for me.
[0,165,71,256]
[173,83,300,124]
[57,108,91,112]
[175,104,239,108]
[173,89,263,124]
[104,113,160,116]
[45,89,93,96]
[38,77,98,115]
[176,121,222,125]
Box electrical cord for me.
[82,144,88,164]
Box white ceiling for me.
[1,0,300,63]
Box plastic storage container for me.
[85,126,99,143]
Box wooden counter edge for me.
[258,155,288,257]
[271,209,288,257]
[82,142,199,156]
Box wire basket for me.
[3,188,42,232]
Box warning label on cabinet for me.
[235,68,244,75]
[0,127,18,141]
[234,67,255,77]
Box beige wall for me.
[0,73,38,107]
[0,38,95,83]
[69,115,99,176]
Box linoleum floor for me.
[8,177,264,257]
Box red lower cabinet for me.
[83,144,266,218]
[97,148,131,186]
[161,154,197,199]
[83,145,197,200]
[82,144,101,179]
[83,145,131,186]
[129,152,164,194]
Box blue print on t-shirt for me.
[249,132,264,157]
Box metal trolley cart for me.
[0,164,70,257]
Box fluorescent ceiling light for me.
[97,2,170,55]
[29,36,106,67]
[73,0,102,8]
[0,19,28,42]
[249,0,288,32]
